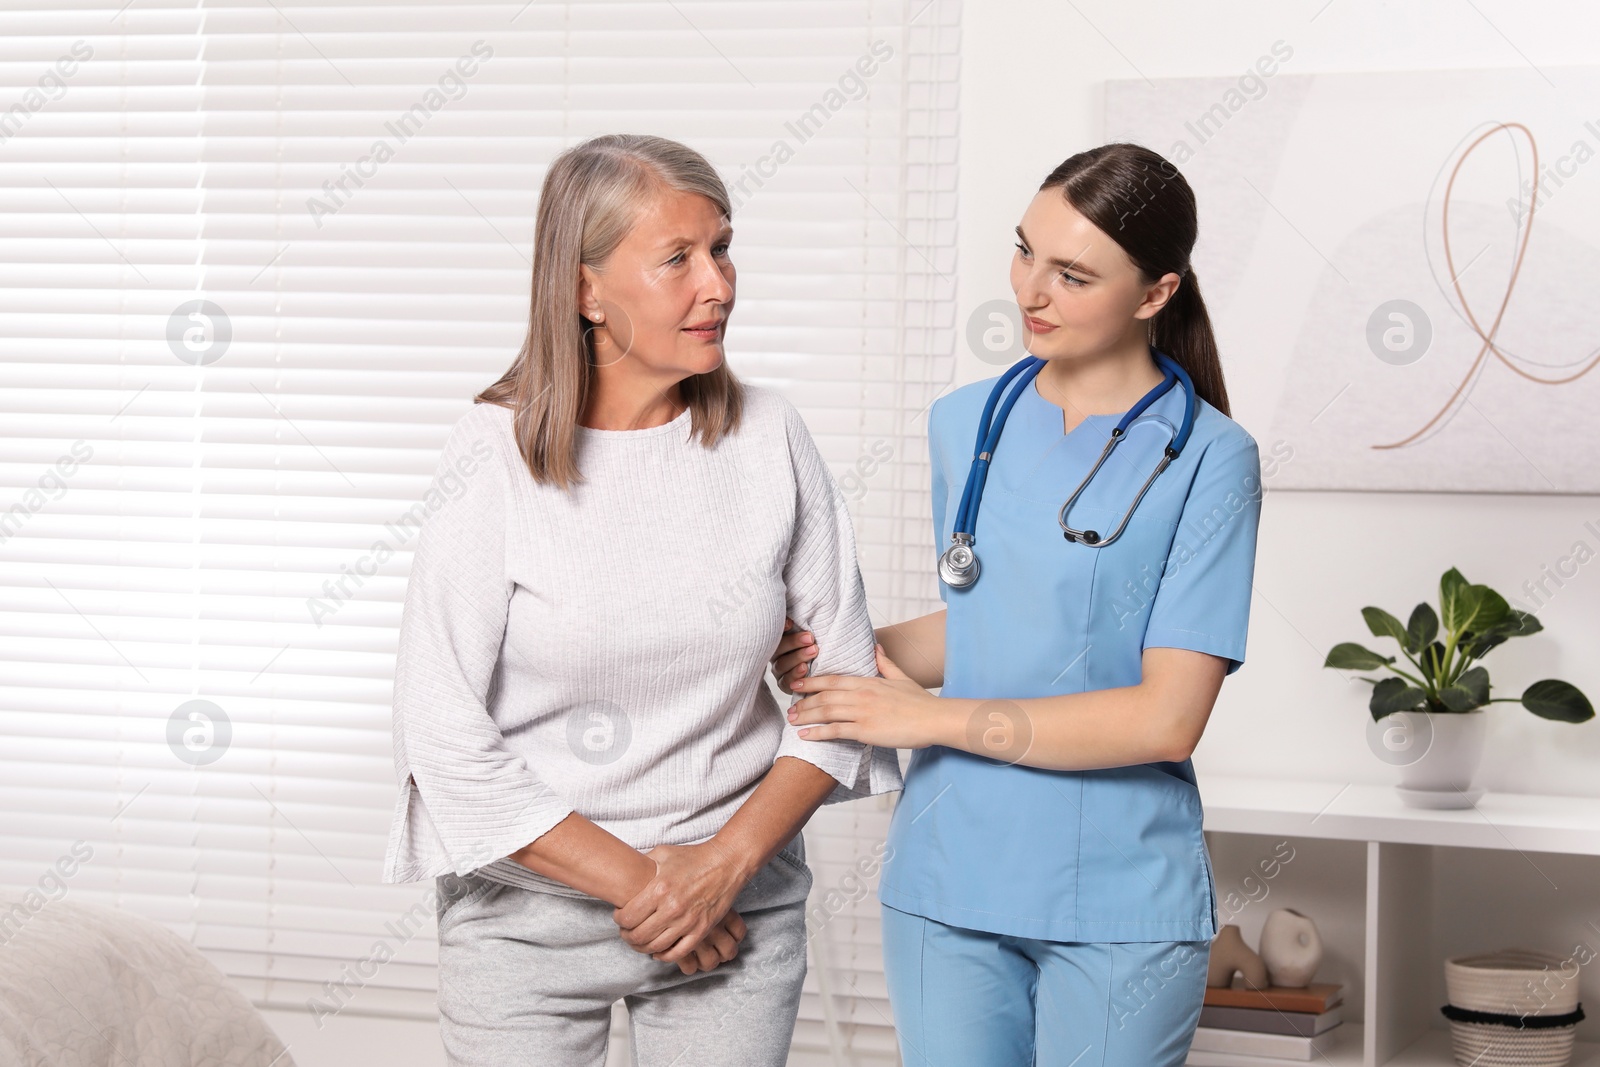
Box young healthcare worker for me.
[772,142,1264,1067]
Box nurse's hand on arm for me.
[788,644,1227,769]
[772,609,947,693]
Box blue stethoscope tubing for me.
[938,348,1198,589]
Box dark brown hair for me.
[475,134,744,489]
[1038,143,1230,416]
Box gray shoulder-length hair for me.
[475,133,744,489]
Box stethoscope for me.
[937,347,1198,590]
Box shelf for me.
[1198,776,1600,856]
[1198,781,1600,1066]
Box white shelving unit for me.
[1193,776,1600,1067]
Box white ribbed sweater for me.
[382,385,903,892]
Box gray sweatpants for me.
[435,838,814,1067]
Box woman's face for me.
[1007,189,1179,360]
[579,187,736,380]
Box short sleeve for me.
[387,408,577,879]
[774,399,905,804]
[1141,435,1262,676]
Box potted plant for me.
[1324,567,1593,808]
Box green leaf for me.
[1461,609,1541,660]
[1456,666,1490,706]
[1439,568,1471,631]
[1438,665,1489,710]
[1406,603,1438,654]
[1437,569,1509,635]
[1326,642,1394,670]
[1468,586,1511,632]
[1505,610,1543,637]
[1448,584,1487,635]
[1522,679,1596,723]
[1459,631,1507,660]
[1483,609,1542,639]
[1362,607,1409,649]
[1370,676,1426,719]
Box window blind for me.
[0,1,959,1062]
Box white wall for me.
[955,0,1600,797]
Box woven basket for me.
[1446,1021,1577,1067]
[1443,950,1580,1067]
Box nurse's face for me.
[1008,189,1180,360]
[578,186,736,380]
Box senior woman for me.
[382,133,902,1066]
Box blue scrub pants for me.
[880,904,1211,1067]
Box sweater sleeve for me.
[773,399,906,804]
[390,407,576,875]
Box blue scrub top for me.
[877,364,1263,944]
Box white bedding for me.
[0,898,295,1067]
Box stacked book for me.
[1186,981,1345,1064]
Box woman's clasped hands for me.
[613,838,750,976]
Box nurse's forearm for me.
[933,647,1225,771]
[876,610,945,689]
[998,685,1174,770]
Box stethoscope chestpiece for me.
[938,534,980,589]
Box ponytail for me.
[1148,267,1230,417]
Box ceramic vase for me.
[1206,924,1269,989]
[1259,908,1323,988]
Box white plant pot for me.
[1394,709,1487,808]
